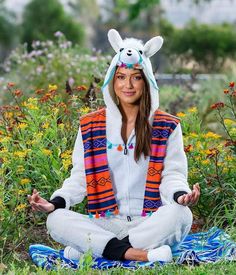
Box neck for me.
[118,103,139,123]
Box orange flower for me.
[229,82,235,88]
[13,89,23,97]
[223,89,229,94]
[75,85,87,91]
[184,144,193,153]
[35,89,45,95]
[7,82,15,87]
[210,102,224,109]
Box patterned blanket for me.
[29,227,236,270]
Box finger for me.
[31,202,42,212]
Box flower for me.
[18,123,28,129]
[210,102,225,110]
[15,203,27,211]
[17,165,25,173]
[20,178,31,185]
[204,132,221,139]
[49,84,58,91]
[224,89,229,94]
[188,107,197,113]
[189,132,198,138]
[224,119,235,126]
[42,122,49,129]
[14,151,27,158]
[201,159,210,165]
[7,82,15,87]
[35,89,45,95]
[75,85,87,91]
[177,112,186,117]
[42,149,52,156]
[13,89,23,97]
[184,144,193,152]
[229,82,235,88]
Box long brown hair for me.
[134,70,152,162]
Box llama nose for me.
[128,50,131,52]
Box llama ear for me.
[144,36,163,58]
[108,29,123,53]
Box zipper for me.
[124,144,128,155]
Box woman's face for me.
[113,67,145,106]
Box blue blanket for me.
[29,227,236,270]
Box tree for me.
[0,0,17,61]
[20,0,85,48]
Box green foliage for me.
[0,1,16,48]
[160,19,236,72]
[20,0,85,49]
[0,34,111,106]
[0,84,95,260]
[179,83,236,225]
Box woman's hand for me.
[177,183,200,206]
[28,189,55,213]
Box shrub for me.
[179,82,236,227]
[0,33,111,106]
[20,0,84,49]
[159,19,236,72]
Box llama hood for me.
[101,29,163,120]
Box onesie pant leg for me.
[46,209,116,257]
[128,204,193,250]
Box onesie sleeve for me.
[50,126,87,209]
[160,123,191,204]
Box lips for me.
[123,91,136,96]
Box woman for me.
[28,29,200,263]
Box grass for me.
[2,260,236,274]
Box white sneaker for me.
[147,245,173,262]
[63,246,82,260]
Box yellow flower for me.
[224,119,235,126]
[4,112,14,119]
[28,97,38,104]
[196,141,202,149]
[201,159,210,165]
[14,151,27,158]
[0,136,11,143]
[42,122,50,129]
[18,189,28,195]
[223,167,229,173]
[189,132,198,138]
[61,150,72,159]
[188,107,197,113]
[42,149,52,156]
[20,178,31,185]
[62,158,72,170]
[204,132,221,139]
[229,128,236,137]
[18,123,28,129]
[15,203,27,211]
[80,107,90,115]
[176,112,186,117]
[17,165,25,173]
[49,84,58,91]
[58,123,64,130]
[27,103,39,110]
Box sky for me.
[5,0,236,27]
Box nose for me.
[124,76,133,88]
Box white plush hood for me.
[102,29,163,120]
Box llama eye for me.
[119,48,124,52]
[139,50,143,55]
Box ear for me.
[108,29,123,53]
[144,36,163,58]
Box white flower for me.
[54,31,63,37]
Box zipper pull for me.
[124,144,128,155]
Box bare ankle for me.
[124,248,148,261]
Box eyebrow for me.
[115,72,142,76]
